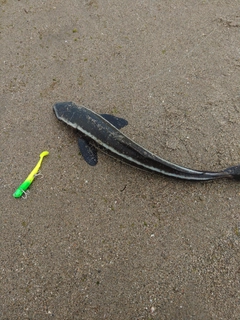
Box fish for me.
[53,102,240,181]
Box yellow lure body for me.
[13,151,49,198]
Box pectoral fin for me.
[100,114,128,129]
[78,138,98,166]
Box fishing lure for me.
[53,102,240,181]
[13,151,49,198]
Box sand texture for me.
[1,1,240,319]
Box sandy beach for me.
[1,1,240,319]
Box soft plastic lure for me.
[13,151,49,198]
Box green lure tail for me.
[13,151,49,198]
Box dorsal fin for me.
[100,114,128,129]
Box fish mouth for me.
[53,102,63,118]
[53,102,74,119]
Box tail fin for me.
[224,165,240,180]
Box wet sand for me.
[1,1,240,319]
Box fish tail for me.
[223,165,240,180]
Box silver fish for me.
[53,102,240,181]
